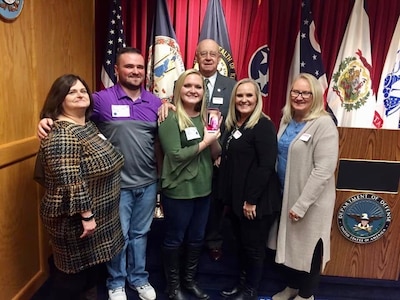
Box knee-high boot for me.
[183,246,210,299]
[222,247,247,297]
[221,269,246,297]
[163,247,185,300]
[228,264,263,300]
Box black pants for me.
[228,213,275,267]
[204,168,224,249]
[283,239,323,298]
[49,263,101,300]
[226,211,276,292]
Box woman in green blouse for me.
[158,69,221,300]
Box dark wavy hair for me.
[39,74,93,121]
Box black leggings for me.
[284,239,323,298]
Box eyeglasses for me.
[290,90,313,99]
[198,51,219,58]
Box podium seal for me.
[337,193,391,244]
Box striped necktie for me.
[204,78,211,104]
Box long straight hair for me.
[225,78,269,131]
[172,69,207,131]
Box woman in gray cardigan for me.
[271,73,339,300]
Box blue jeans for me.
[106,182,157,289]
[162,193,210,248]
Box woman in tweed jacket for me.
[36,74,124,300]
[271,73,339,300]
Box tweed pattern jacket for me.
[38,120,124,274]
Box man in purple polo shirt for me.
[37,47,161,300]
[96,47,161,300]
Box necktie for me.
[204,78,211,104]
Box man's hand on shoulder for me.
[37,118,54,140]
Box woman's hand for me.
[243,201,256,220]
[214,156,221,167]
[80,218,97,238]
[289,209,300,222]
[203,127,220,145]
[198,128,220,153]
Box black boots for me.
[221,270,246,297]
[163,246,209,299]
[163,247,185,300]
[224,264,263,300]
[227,285,257,300]
[182,246,210,299]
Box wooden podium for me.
[324,128,400,280]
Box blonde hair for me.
[225,78,269,131]
[282,73,328,124]
[172,69,207,131]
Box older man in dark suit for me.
[195,39,236,261]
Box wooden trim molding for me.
[0,137,40,168]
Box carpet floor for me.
[31,218,400,300]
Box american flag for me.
[101,0,126,89]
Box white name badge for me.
[185,127,201,140]
[233,129,242,139]
[98,133,107,140]
[212,97,223,105]
[112,105,130,117]
[300,133,311,142]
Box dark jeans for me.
[162,193,211,248]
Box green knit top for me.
[158,111,212,199]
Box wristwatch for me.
[81,213,95,222]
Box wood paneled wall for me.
[0,1,94,299]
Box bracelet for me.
[81,213,95,222]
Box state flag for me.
[198,0,236,79]
[146,0,185,102]
[239,0,269,109]
[327,0,376,128]
[376,16,400,129]
[287,0,337,123]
